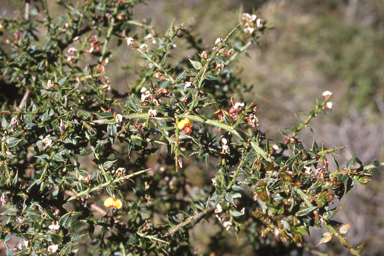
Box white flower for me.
[49,221,60,231]
[240,207,245,215]
[148,109,158,117]
[144,33,153,40]
[221,144,230,154]
[184,81,193,90]
[45,79,54,90]
[242,13,252,22]
[140,87,148,93]
[48,244,58,253]
[215,38,223,46]
[42,137,53,149]
[325,102,333,110]
[141,91,151,102]
[322,90,332,97]
[223,221,232,230]
[251,14,257,22]
[322,90,332,100]
[221,138,228,145]
[126,37,135,46]
[215,204,222,214]
[139,44,148,52]
[68,47,77,54]
[211,177,217,187]
[234,102,245,109]
[115,114,123,123]
[244,27,255,34]
[256,19,263,28]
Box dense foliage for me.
[0,1,382,255]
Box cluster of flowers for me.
[242,13,265,35]
[213,97,259,128]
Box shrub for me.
[0,1,382,255]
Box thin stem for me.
[66,168,150,201]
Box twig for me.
[162,208,213,237]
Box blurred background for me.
[1,0,384,255]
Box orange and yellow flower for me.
[177,118,193,134]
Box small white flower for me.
[10,117,18,126]
[126,37,135,46]
[322,90,332,100]
[140,87,148,93]
[215,204,222,214]
[68,47,77,53]
[223,221,232,230]
[49,221,60,231]
[256,19,263,28]
[242,13,252,22]
[141,91,151,102]
[45,79,54,90]
[272,144,280,150]
[144,33,153,40]
[303,166,312,175]
[184,81,193,90]
[115,114,123,123]
[22,239,29,248]
[42,137,53,149]
[234,102,245,109]
[221,144,230,154]
[244,27,255,34]
[215,38,223,46]
[251,14,257,22]
[148,109,158,117]
[139,44,148,52]
[240,207,245,215]
[116,167,126,174]
[221,138,228,145]
[48,244,58,253]
[325,102,333,110]
[1,193,9,206]
[216,214,225,222]
[73,36,80,41]
[211,177,217,187]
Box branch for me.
[162,208,213,237]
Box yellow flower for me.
[177,118,193,134]
[104,197,122,209]
[177,118,192,130]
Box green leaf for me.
[61,242,72,255]
[51,234,63,244]
[189,59,202,70]
[205,75,218,80]
[6,137,22,148]
[346,155,356,169]
[316,232,332,246]
[296,206,317,216]
[5,244,14,256]
[225,194,235,205]
[103,160,117,169]
[230,209,244,217]
[231,184,244,191]
[323,207,341,221]
[58,77,67,86]
[80,148,93,156]
[4,232,11,243]
[339,222,353,235]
